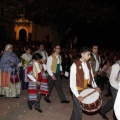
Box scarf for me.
[33,61,42,80]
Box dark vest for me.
[74,59,93,89]
[90,53,100,74]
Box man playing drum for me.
[70,46,100,120]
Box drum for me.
[79,88,102,112]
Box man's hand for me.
[77,96,84,102]
[60,71,64,75]
[95,87,101,92]
[51,75,56,80]
[41,59,47,64]
[36,81,41,86]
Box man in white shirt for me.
[70,46,100,120]
[90,44,101,86]
[114,82,120,120]
[46,44,70,103]
[99,59,120,120]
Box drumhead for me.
[80,88,99,104]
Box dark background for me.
[0,0,120,49]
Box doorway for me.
[19,29,27,41]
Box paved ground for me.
[0,78,113,120]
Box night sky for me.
[0,0,120,49]
[72,24,120,49]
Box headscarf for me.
[5,44,13,52]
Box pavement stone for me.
[0,78,114,120]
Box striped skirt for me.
[28,71,49,101]
[40,71,49,95]
[28,81,38,101]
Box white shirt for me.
[18,53,32,67]
[41,51,48,60]
[46,54,62,76]
[21,53,32,62]
[109,62,120,90]
[70,61,97,97]
[27,62,42,82]
[35,50,48,60]
[114,82,120,120]
[27,74,36,82]
[93,54,101,72]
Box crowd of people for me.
[0,39,120,120]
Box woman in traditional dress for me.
[0,44,21,98]
[27,53,49,113]
[19,46,32,90]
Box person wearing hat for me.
[0,44,21,98]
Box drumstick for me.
[83,90,96,99]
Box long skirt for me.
[28,81,39,101]
[0,70,22,97]
[40,71,49,95]
[28,71,49,101]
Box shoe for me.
[35,108,43,113]
[44,97,51,103]
[61,100,70,103]
[27,101,32,110]
[9,96,19,98]
[99,111,109,120]
[0,95,4,97]
[14,96,19,98]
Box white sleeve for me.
[46,56,53,76]
[34,50,38,54]
[70,63,80,97]
[90,67,97,88]
[46,51,48,58]
[17,62,22,67]
[109,64,119,90]
[27,74,36,82]
[114,83,120,120]
[60,64,63,71]
[60,56,63,71]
